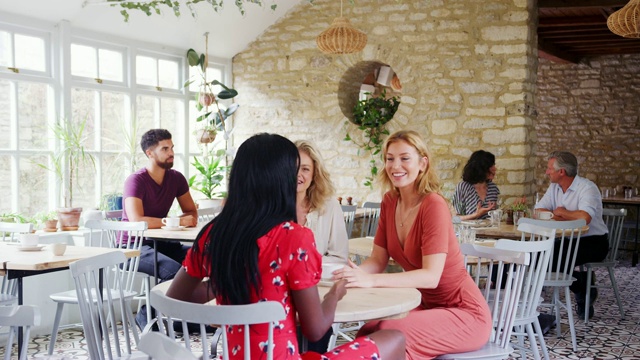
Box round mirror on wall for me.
[352,64,401,128]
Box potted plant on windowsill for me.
[34,211,58,232]
[37,117,96,230]
[345,88,400,188]
[188,149,228,209]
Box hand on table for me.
[180,215,197,227]
[324,278,347,301]
[335,259,375,288]
[475,201,496,218]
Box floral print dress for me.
[182,221,380,360]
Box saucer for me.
[161,226,186,231]
[18,245,45,252]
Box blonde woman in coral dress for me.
[336,130,492,359]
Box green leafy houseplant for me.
[186,47,239,144]
[188,149,227,200]
[345,89,400,188]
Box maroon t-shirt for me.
[122,168,189,221]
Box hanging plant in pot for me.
[186,46,239,145]
[345,88,400,188]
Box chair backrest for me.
[0,305,40,360]
[602,208,627,262]
[494,233,555,323]
[197,206,221,223]
[138,332,198,360]
[460,243,530,349]
[1,222,33,304]
[102,210,123,221]
[84,219,148,293]
[341,205,357,238]
[69,251,139,360]
[150,290,286,360]
[518,218,586,283]
[360,202,381,237]
[0,222,33,242]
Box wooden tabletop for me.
[474,221,589,240]
[145,225,204,241]
[602,196,640,206]
[349,237,376,257]
[152,280,421,323]
[0,243,140,273]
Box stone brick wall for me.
[536,56,640,195]
[233,0,538,205]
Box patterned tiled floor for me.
[3,250,640,359]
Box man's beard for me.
[157,158,174,170]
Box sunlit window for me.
[136,54,181,90]
[71,42,124,83]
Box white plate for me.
[161,226,186,231]
[17,245,45,252]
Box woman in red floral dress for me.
[166,133,405,360]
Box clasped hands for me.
[330,259,375,288]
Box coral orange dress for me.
[358,192,492,359]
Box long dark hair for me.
[462,150,495,184]
[191,133,299,305]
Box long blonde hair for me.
[378,130,442,196]
[295,140,336,212]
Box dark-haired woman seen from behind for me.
[453,150,500,220]
[166,133,405,360]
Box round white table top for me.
[153,280,421,323]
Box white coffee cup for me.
[321,263,344,280]
[538,212,553,220]
[51,243,67,256]
[19,233,39,248]
[162,217,180,228]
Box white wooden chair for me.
[0,222,33,307]
[68,251,147,359]
[197,206,221,223]
[359,202,381,237]
[437,243,531,359]
[0,222,33,242]
[340,205,356,238]
[102,210,123,221]
[495,231,556,360]
[580,208,627,323]
[138,332,198,360]
[519,218,586,351]
[150,289,286,360]
[48,220,148,356]
[0,305,40,360]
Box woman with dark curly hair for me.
[453,150,500,220]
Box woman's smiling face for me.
[384,140,427,190]
[297,150,314,194]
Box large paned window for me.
[0,19,230,219]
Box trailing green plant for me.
[188,149,228,200]
[185,47,239,141]
[345,89,400,188]
[108,0,317,22]
[36,116,96,208]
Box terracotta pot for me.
[44,219,58,232]
[196,129,216,144]
[199,92,215,107]
[57,207,82,231]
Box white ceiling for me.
[0,0,306,58]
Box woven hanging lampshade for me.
[607,0,640,38]
[316,0,367,54]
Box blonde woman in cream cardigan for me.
[295,140,349,265]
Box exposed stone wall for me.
[233,0,538,205]
[536,56,640,194]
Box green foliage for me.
[346,89,400,188]
[110,0,316,22]
[0,212,30,223]
[33,211,58,223]
[188,150,227,199]
[36,116,96,208]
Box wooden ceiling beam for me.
[539,15,607,26]
[541,31,616,38]
[552,36,636,43]
[539,26,611,34]
[539,0,627,8]
[538,37,580,63]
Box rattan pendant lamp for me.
[607,0,640,38]
[316,0,367,54]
